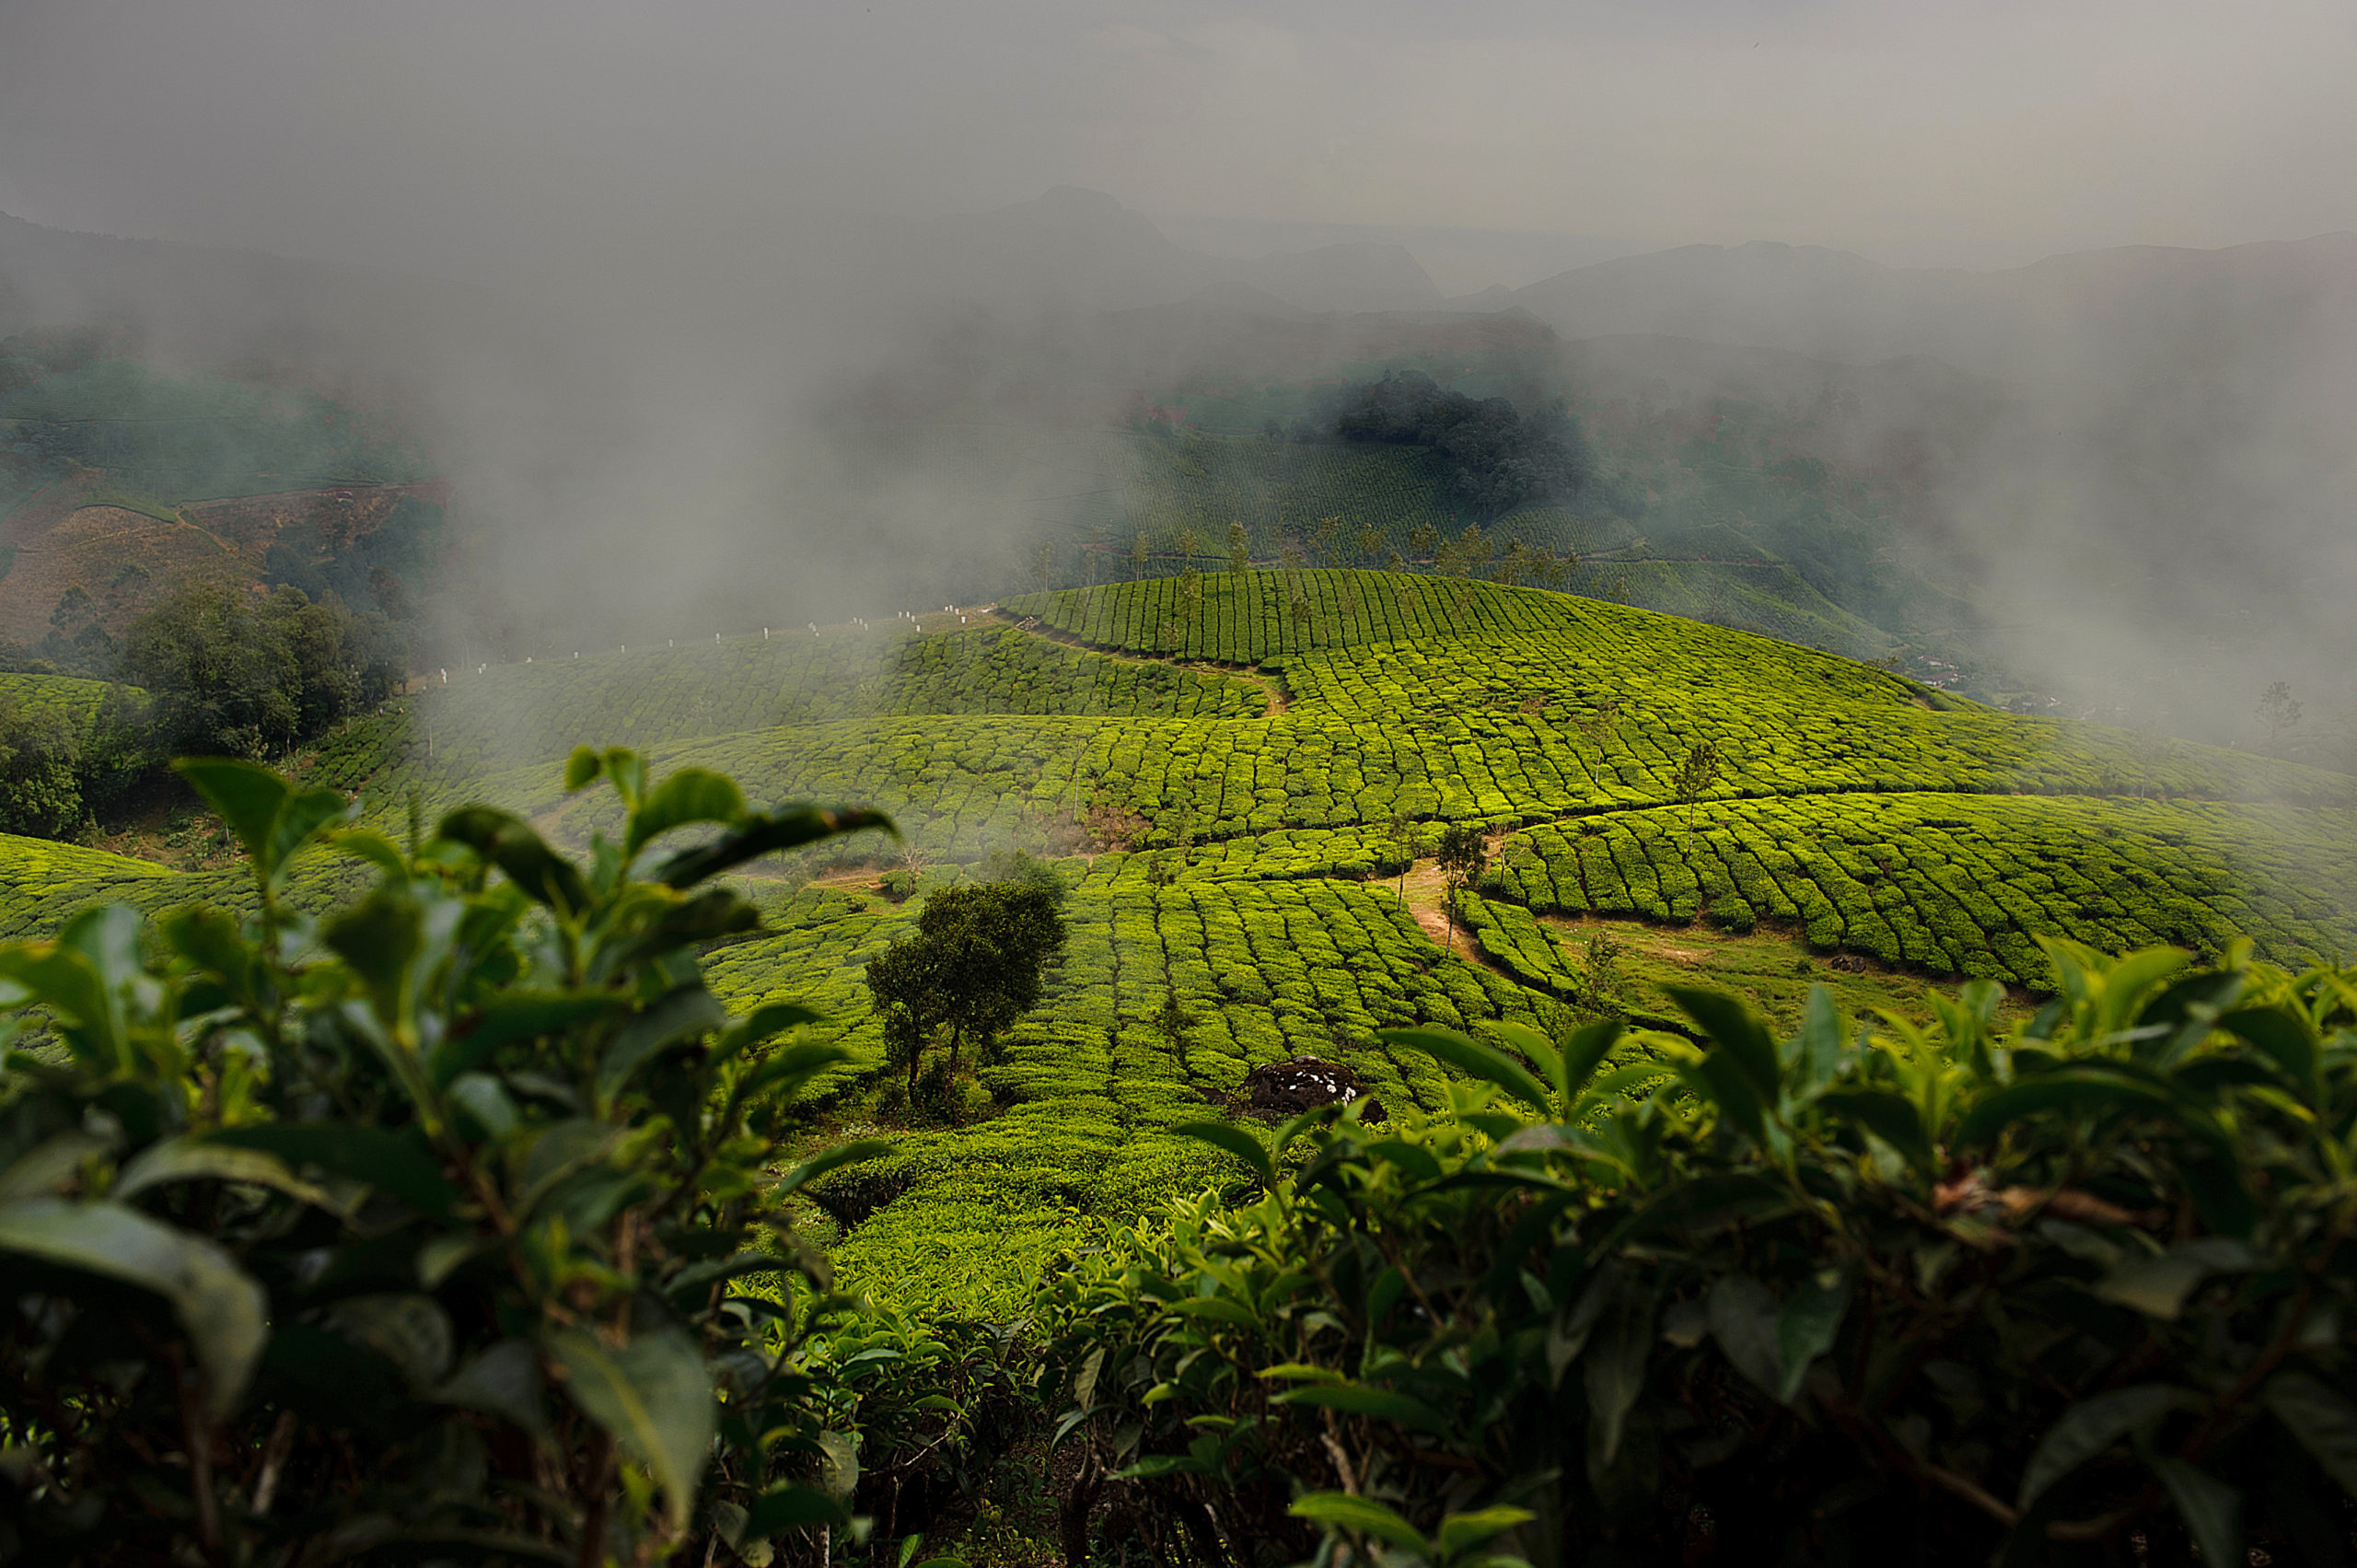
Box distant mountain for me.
[0,211,529,382]
[1506,235,2357,738]
[1505,234,2357,389]
[910,187,1443,316]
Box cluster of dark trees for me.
[865,853,1069,1116]
[1323,370,1592,518]
[0,581,405,838]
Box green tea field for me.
[4,570,2350,1311]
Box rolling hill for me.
[3,570,2347,1311]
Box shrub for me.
[1038,940,2357,1566]
[0,746,928,1565]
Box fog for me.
[1,0,2352,761]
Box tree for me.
[1498,538,1529,587]
[1387,810,1421,905]
[1578,927,1627,1016]
[1312,515,1341,566]
[1434,821,1489,955]
[1672,738,1723,851]
[864,881,1067,1098]
[1226,521,1250,575]
[867,929,950,1095]
[1132,530,1151,581]
[1458,523,1489,577]
[0,693,84,837]
[1357,523,1383,563]
[977,846,1070,903]
[119,582,397,761]
[2258,680,2304,755]
[1152,989,1197,1069]
[1409,521,1437,562]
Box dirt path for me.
[1391,861,1515,983]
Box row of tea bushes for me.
[660,700,2336,876]
[0,830,378,941]
[1451,889,1585,996]
[0,670,140,728]
[1078,826,1402,888]
[886,626,1263,719]
[1001,568,1592,663]
[1493,792,2357,983]
[699,885,911,1105]
[0,832,179,938]
[398,624,1263,776]
[826,875,1556,1315]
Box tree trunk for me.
[1060,1454,1105,1568]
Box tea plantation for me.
[0,670,140,728]
[2,570,2351,1313]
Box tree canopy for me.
[118,581,404,760]
[865,878,1067,1098]
[1324,370,1590,519]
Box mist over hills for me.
[1,189,2351,759]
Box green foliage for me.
[865,881,1067,1103]
[1328,369,1591,519]
[1495,792,2357,983]
[0,749,913,1565]
[1038,943,2357,1565]
[121,580,403,760]
[0,356,429,499]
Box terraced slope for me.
[0,671,140,727]
[4,569,2350,1313]
[408,623,1265,775]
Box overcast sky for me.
[4,0,2353,290]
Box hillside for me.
[5,569,2347,1314]
[0,351,444,650]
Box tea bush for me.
[0,747,1005,1565]
[1040,943,2357,1566]
[1495,794,2357,983]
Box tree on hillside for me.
[1226,521,1250,575]
[1326,370,1591,518]
[2258,680,2304,756]
[1459,523,1490,577]
[1409,521,1437,562]
[120,583,399,761]
[865,932,949,1098]
[1357,523,1383,564]
[1498,538,1530,587]
[1153,989,1198,1070]
[0,694,84,837]
[977,845,1070,903]
[865,880,1067,1102]
[1672,738,1724,852]
[1388,809,1421,904]
[1434,821,1489,956]
[1312,515,1341,566]
[1132,530,1151,581]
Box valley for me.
[4,568,2347,1320]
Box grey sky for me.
[3,0,2352,288]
